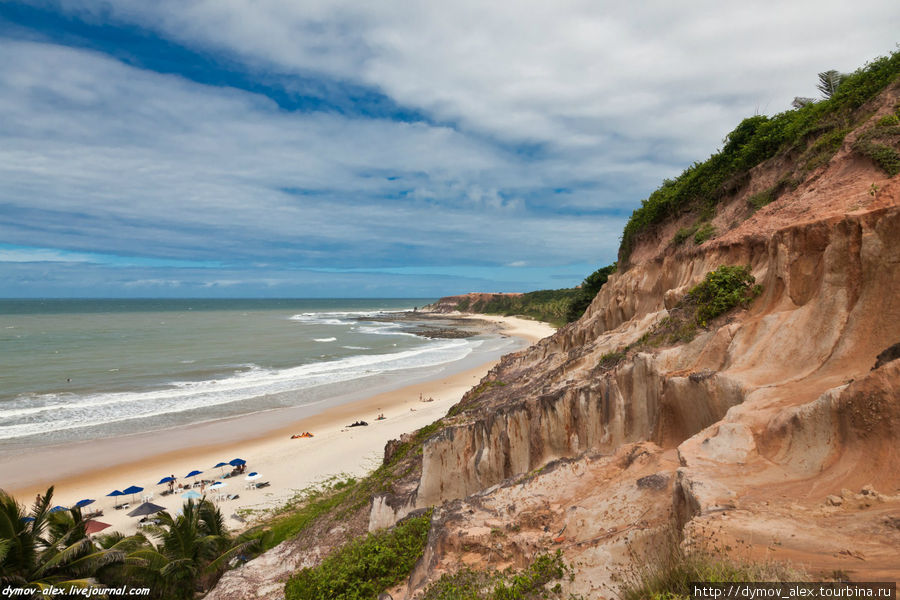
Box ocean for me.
[0,299,519,454]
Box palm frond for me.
[65,549,125,577]
[33,537,92,578]
[0,538,12,566]
[125,549,169,571]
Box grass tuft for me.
[619,530,807,600]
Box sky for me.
[1,1,898,298]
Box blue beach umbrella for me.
[157,476,175,485]
[122,485,144,504]
[49,506,68,513]
[106,490,124,508]
[20,516,35,523]
[213,461,229,475]
[185,470,203,488]
[73,499,95,508]
[229,458,246,466]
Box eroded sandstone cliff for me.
[372,83,900,597]
[209,76,900,600]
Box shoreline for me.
[2,314,554,535]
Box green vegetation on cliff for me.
[421,550,578,600]
[688,265,762,327]
[619,49,900,264]
[460,263,617,326]
[468,288,579,327]
[284,510,432,600]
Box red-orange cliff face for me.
[373,81,900,597]
[208,81,900,600]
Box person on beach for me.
[168,475,176,493]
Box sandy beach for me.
[3,314,554,536]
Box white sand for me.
[5,315,554,535]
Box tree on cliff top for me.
[565,263,617,323]
[817,69,848,98]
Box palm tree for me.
[125,498,265,599]
[817,70,847,99]
[1,487,124,597]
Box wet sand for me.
[2,314,553,535]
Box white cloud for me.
[2,1,899,295]
[0,38,623,278]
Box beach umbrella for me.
[181,490,201,499]
[122,485,144,504]
[20,516,35,523]
[106,489,124,508]
[244,472,260,481]
[229,458,246,466]
[213,461,229,475]
[127,502,166,518]
[49,506,68,513]
[73,499,95,509]
[184,470,203,489]
[85,520,111,536]
[157,476,175,485]
[209,482,227,499]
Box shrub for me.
[747,188,776,210]
[855,141,900,176]
[693,223,716,244]
[565,263,616,323]
[673,224,699,245]
[853,122,900,176]
[421,550,577,600]
[284,511,432,600]
[687,265,761,327]
[599,350,626,368]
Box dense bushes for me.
[853,121,900,176]
[471,264,616,326]
[475,289,579,326]
[284,511,432,600]
[619,49,900,264]
[564,263,617,322]
[687,265,761,327]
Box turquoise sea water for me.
[0,299,515,452]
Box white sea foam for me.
[288,310,397,325]
[0,339,474,440]
[314,337,337,342]
[355,323,419,338]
